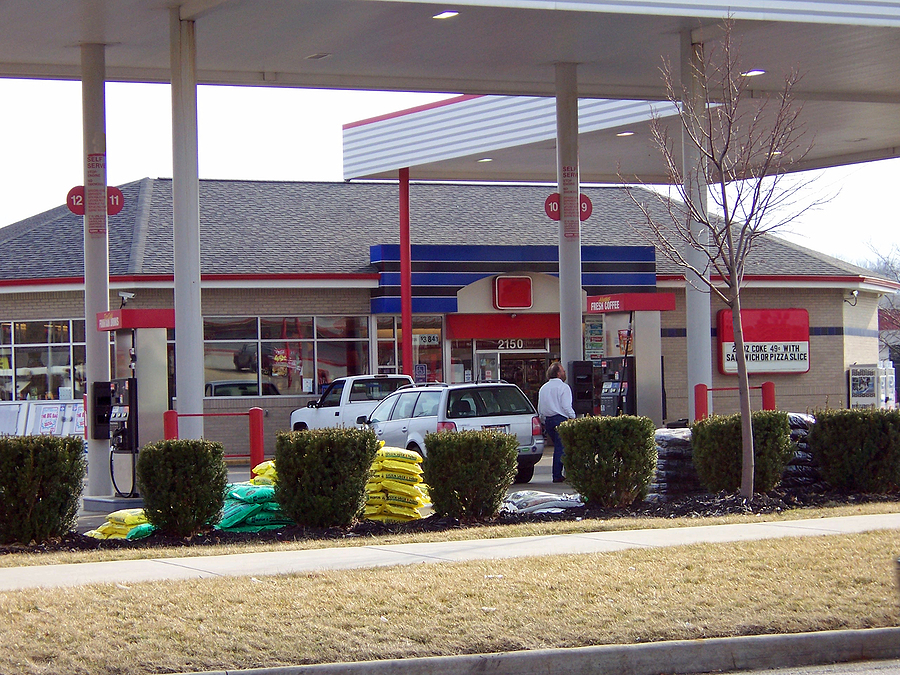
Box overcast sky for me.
[1,78,897,266]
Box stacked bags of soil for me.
[85,508,155,540]
[365,446,430,522]
[216,461,294,532]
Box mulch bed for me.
[1,487,897,557]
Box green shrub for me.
[275,427,378,528]
[423,430,517,520]
[690,410,793,493]
[136,439,228,538]
[807,408,900,493]
[0,435,86,545]
[556,415,657,507]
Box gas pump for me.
[594,357,635,416]
[95,378,140,497]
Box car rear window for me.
[349,378,410,402]
[447,386,534,419]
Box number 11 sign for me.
[66,185,125,216]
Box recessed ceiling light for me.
[741,69,766,77]
[616,131,635,137]
[305,53,331,60]
[476,157,493,163]
[433,10,459,19]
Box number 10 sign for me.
[544,192,592,221]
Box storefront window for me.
[450,340,473,384]
[204,341,258,394]
[14,345,72,400]
[263,341,313,395]
[317,316,368,340]
[203,317,258,341]
[0,347,11,401]
[377,317,397,374]
[315,340,369,387]
[1,322,10,345]
[261,317,313,340]
[72,320,86,343]
[412,316,443,382]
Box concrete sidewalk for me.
[2,512,898,591]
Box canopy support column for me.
[170,9,204,438]
[555,62,583,373]
[399,168,413,377]
[681,32,712,420]
[81,43,111,496]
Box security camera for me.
[118,291,135,300]
[851,290,859,297]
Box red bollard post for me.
[163,410,179,440]
[694,383,709,422]
[761,381,776,411]
[249,407,265,469]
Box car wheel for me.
[514,459,535,484]
[292,423,308,431]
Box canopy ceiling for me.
[3,1,900,178]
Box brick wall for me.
[661,287,880,420]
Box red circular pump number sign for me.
[67,186,125,216]
[544,193,592,221]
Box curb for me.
[183,626,900,675]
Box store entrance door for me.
[476,351,549,409]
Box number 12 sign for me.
[66,185,125,216]
[544,193,592,221]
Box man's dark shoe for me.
[552,477,566,483]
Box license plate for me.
[482,424,510,433]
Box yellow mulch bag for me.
[365,480,383,492]
[381,479,424,499]
[367,513,418,523]
[376,447,423,464]
[385,492,424,508]
[383,503,420,519]
[106,508,148,526]
[366,492,387,505]
[373,470,421,485]
[252,460,278,483]
[97,521,131,536]
[381,459,423,475]
[364,504,384,516]
[250,475,275,486]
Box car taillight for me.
[437,421,456,432]
[532,416,542,437]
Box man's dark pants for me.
[544,413,567,482]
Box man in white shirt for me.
[537,362,576,483]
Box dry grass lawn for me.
[1,501,898,568]
[1,530,898,675]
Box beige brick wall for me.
[662,287,880,420]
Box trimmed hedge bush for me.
[423,430,517,520]
[0,435,86,545]
[556,415,657,507]
[690,411,793,494]
[136,439,228,537]
[807,408,900,493]
[275,427,378,528]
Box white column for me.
[681,32,712,420]
[555,63,583,371]
[81,43,112,497]
[170,9,204,438]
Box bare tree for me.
[626,20,818,499]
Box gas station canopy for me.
[3,1,898,180]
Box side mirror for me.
[356,415,369,425]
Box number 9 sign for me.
[544,193,592,221]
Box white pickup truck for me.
[289,374,414,431]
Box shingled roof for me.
[0,177,881,282]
